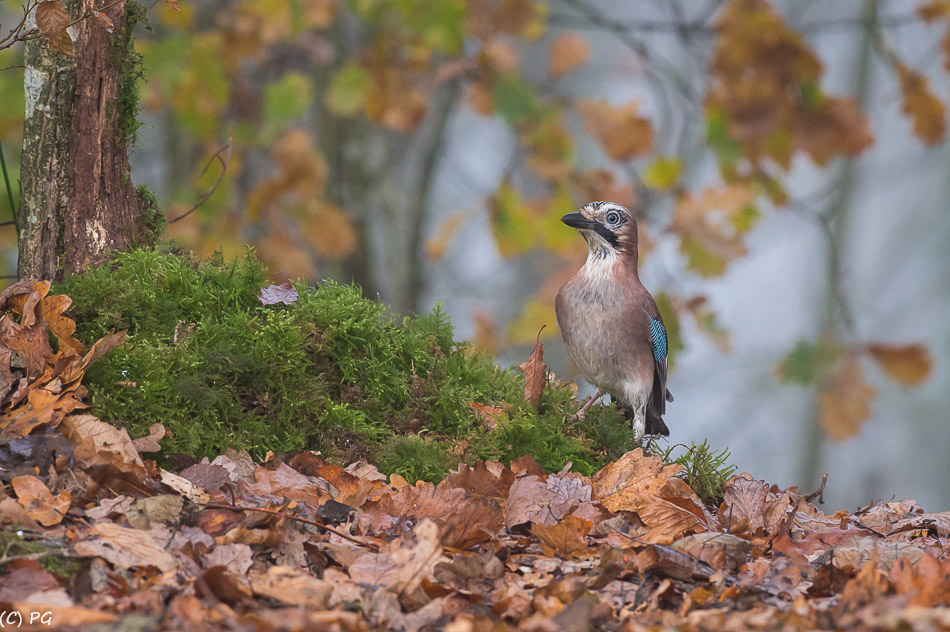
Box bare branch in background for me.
[168,134,233,225]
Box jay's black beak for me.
[561,212,600,230]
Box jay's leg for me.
[575,390,605,418]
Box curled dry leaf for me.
[60,414,147,477]
[444,460,515,503]
[0,384,85,436]
[637,543,716,583]
[62,330,127,383]
[92,10,114,33]
[34,291,84,355]
[518,327,547,410]
[719,474,769,535]
[35,1,72,55]
[0,312,53,376]
[132,422,166,453]
[632,494,709,544]
[470,401,506,429]
[368,481,502,549]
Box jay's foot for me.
[571,390,604,420]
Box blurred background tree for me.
[1,0,947,509]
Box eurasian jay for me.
[555,201,673,439]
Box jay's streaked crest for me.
[555,201,673,439]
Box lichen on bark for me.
[17,0,160,282]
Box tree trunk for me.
[18,0,157,282]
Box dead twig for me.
[805,472,829,504]
[200,501,379,551]
[168,131,233,224]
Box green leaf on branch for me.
[490,183,536,256]
[492,74,542,127]
[777,340,842,386]
[643,157,682,190]
[326,64,372,117]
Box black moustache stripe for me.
[593,223,621,249]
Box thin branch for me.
[0,0,39,52]
[788,197,856,333]
[548,13,715,34]
[547,11,923,35]
[805,472,829,504]
[168,133,232,224]
[200,502,379,551]
[799,12,922,33]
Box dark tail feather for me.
[613,395,671,437]
[645,410,670,436]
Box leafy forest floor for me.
[1,254,950,631]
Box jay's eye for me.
[605,211,621,225]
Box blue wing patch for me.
[649,317,667,363]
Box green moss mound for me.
[60,247,644,481]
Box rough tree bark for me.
[18,0,158,282]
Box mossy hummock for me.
[60,247,645,483]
